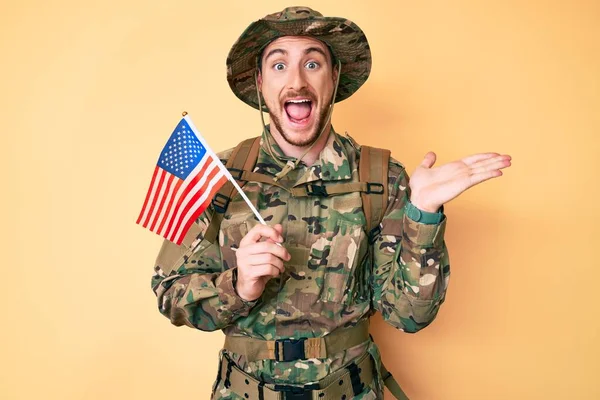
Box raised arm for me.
[371,162,450,332]
[372,150,510,332]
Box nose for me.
[287,65,308,91]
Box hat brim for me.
[226,17,371,111]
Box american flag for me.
[137,115,231,245]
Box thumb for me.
[420,151,437,168]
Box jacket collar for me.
[255,125,352,186]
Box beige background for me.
[2,0,599,399]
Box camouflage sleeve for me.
[150,208,258,331]
[371,160,451,333]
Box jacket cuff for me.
[215,268,257,316]
[403,214,446,248]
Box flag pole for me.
[227,173,282,247]
[228,179,268,226]
[226,168,283,248]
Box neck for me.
[269,124,332,167]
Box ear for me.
[332,64,339,86]
[256,69,263,91]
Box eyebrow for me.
[263,48,287,62]
[263,46,329,63]
[304,47,328,60]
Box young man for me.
[151,6,511,399]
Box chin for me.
[282,129,320,147]
[269,108,319,147]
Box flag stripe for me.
[149,173,175,232]
[160,153,211,236]
[146,170,170,230]
[170,167,224,243]
[156,178,183,235]
[142,168,167,228]
[173,173,228,245]
[136,166,160,225]
[167,162,220,241]
[163,155,214,239]
[176,171,226,239]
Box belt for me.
[223,319,370,362]
[214,349,375,400]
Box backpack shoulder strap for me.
[358,145,390,239]
[202,136,261,244]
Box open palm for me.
[409,152,512,212]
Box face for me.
[257,36,337,147]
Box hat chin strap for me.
[254,58,342,182]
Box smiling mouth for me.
[284,99,313,125]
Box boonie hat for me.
[226,6,372,111]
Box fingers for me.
[240,240,290,259]
[470,155,512,175]
[462,152,501,166]
[240,223,284,247]
[237,224,290,280]
[253,265,282,278]
[245,253,285,272]
[420,151,437,168]
[470,169,504,186]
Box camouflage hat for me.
[226,6,371,111]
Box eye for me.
[305,61,319,70]
[274,63,286,71]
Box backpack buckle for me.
[306,184,328,197]
[228,168,245,181]
[366,182,384,194]
[212,193,231,214]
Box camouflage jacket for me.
[151,127,450,389]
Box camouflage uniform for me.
[151,127,451,399]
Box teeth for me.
[286,99,311,103]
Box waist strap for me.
[216,350,374,400]
[223,320,370,362]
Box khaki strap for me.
[359,146,390,235]
[216,349,374,400]
[381,361,410,400]
[231,176,377,199]
[236,171,290,192]
[289,182,372,197]
[223,319,369,362]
